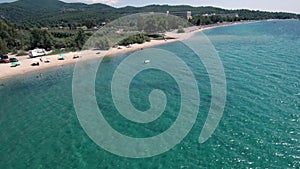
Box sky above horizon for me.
[0,0,299,14]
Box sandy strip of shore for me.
[0,38,180,80]
[0,20,259,81]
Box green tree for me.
[0,39,8,54]
[94,37,110,50]
[137,17,145,31]
[118,34,150,46]
[0,19,20,52]
[68,23,76,30]
[177,27,185,33]
[30,28,54,49]
[84,19,96,29]
[74,29,86,49]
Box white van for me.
[29,49,46,58]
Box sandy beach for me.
[0,38,179,80]
[0,20,258,80]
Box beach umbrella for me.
[58,53,66,60]
[11,62,17,67]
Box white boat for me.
[144,59,150,64]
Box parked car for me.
[9,58,20,66]
[9,58,18,62]
[0,59,9,63]
[0,54,8,60]
[0,54,9,63]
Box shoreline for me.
[0,20,260,81]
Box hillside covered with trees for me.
[0,0,299,28]
[0,0,299,54]
[0,19,88,55]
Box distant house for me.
[167,11,193,19]
[202,13,239,18]
[77,26,88,30]
[202,13,216,17]
[218,13,239,18]
[187,11,192,20]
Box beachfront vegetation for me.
[118,34,150,46]
[190,10,300,25]
[177,27,185,33]
[0,19,27,54]
[191,15,241,25]
[0,19,89,54]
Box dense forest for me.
[0,0,299,54]
[1,0,299,28]
[0,19,89,55]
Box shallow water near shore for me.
[0,20,299,168]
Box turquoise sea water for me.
[0,20,299,168]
